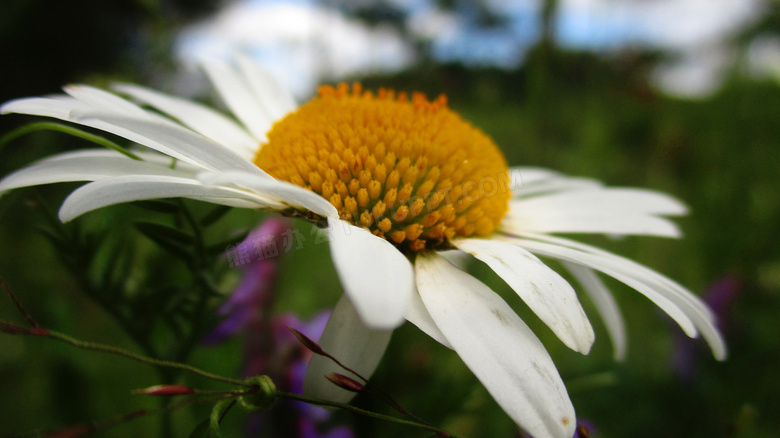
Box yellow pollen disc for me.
[254,83,511,254]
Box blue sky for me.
[175,0,767,99]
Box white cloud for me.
[557,0,763,50]
[746,35,780,81]
[173,0,769,99]
[406,6,459,41]
[553,0,764,98]
[651,46,735,99]
[176,1,415,98]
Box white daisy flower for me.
[0,55,724,438]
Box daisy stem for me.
[0,121,142,160]
[39,328,253,388]
[275,391,460,437]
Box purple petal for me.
[204,219,292,345]
[672,275,741,379]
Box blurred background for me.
[1,0,779,437]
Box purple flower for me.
[205,218,352,438]
[702,275,741,333]
[204,218,290,345]
[672,275,741,379]
[243,310,353,438]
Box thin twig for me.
[44,329,252,387]
[0,325,252,388]
[0,277,39,328]
[0,122,142,161]
[290,327,432,425]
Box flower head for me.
[256,83,511,253]
[0,55,725,438]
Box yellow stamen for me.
[254,83,511,254]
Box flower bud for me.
[288,326,326,355]
[133,384,195,396]
[325,373,366,393]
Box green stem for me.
[44,329,252,387]
[0,121,142,160]
[172,200,216,364]
[275,391,459,437]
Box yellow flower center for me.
[254,83,511,253]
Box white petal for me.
[403,286,452,349]
[0,149,195,194]
[514,187,687,215]
[41,149,199,171]
[63,85,150,117]
[528,231,718,318]
[58,174,282,222]
[509,167,602,197]
[454,238,594,354]
[2,93,165,126]
[508,236,698,337]
[503,188,687,238]
[514,178,604,198]
[2,96,88,119]
[112,83,258,158]
[199,58,275,141]
[437,249,471,270]
[563,263,627,361]
[503,207,682,238]
[508,167,560,186]
[327,217,414,330]
[72,112,261,174]
[522,232,726,360]
[505,233,726,360]
[2,94,258,174]
[416,253,576,438]
[303,295,392,403]
[197,171,337,218]
[236,53,297,121]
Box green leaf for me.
[205,229,251,256]
[135,222,195,262]
[163,313,187,340]
[82,229,107,255]
[199,205,232,227]
[35,226,71,254]
[135,222,195,246]
[0,121,142,160]
[103,242,137,293]
[132,200,181,214]
[98,245,125,291]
